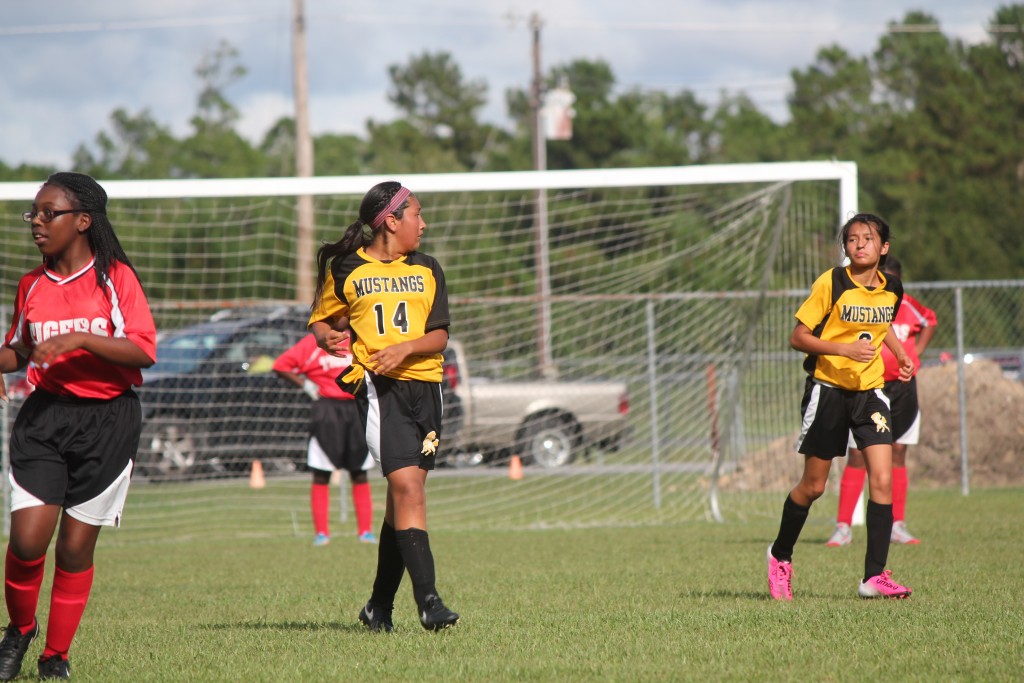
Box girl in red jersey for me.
[272,333,377,546]
[0,173,156,680]
[767,214,914,602]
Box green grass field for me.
[9,486,1024,681]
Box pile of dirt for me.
[719,359,1023,491]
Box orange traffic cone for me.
[508,454,523,481]
[249,459,266,489]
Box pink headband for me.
[370,187,412,228]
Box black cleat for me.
[0,620,38,681]
[358,602,394,633]
[37,654,70,680]
[418,595,459,631]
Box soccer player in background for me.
[273,333,377,546]
[308,181,459,632]
[767,213,914,601]
[827,256,937,548]
[0,173,157,680]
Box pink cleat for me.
[858,569,912,599]
[767,545,794,601]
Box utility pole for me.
[292,0,315,303]
[529,12,555,379]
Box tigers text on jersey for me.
[795,266,903,392]
[4,259,157,399]
[309,248,449,385]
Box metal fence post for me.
[954,287,970,496]
[644,300,662,509]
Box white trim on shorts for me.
[11,461,134,528]
[307,435,374,472]
[896,410,920,445]
[794,382,821,452]
[364,374,383,468]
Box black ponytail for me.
[310,181,409,311]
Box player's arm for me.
[30,333,153,369]
[883,330,914,382]
[366,328,449,376]
[0,347,29,403]
[915,324,937,356]
[790,322,875,363]
[309,317,350,357]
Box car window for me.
[150,332,229,374]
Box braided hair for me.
[43,172,140,291]
[311,181,411,311]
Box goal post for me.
[0,161,857,532]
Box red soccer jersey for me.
[882,292,937,381]
[4,259,157,399]
[271,333,354,400]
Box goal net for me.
[0,162,856,540]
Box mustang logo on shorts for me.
[421,431,440,456]
[871,412,891,432]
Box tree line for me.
[2,7,1022,281]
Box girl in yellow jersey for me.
[767,214,915,601]
[309,181,458,632]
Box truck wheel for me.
[520,415,580,468]
[136,417,200,480]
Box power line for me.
[0,13,1016,38]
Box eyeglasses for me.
[22,208,85,223]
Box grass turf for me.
[10,487,1023,681]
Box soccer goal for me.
[0,162,856,536]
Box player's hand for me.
[897,354,914,383]
[302,379,320,400]
[846,338,876,363]
[367,342,412,376]
[29,333,84,369]
[320,328,350,357]
[0,376,7,403]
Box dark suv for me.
[135,306,463,481]
[135,306,311,480]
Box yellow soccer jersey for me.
[795,267,903,391]
[309,248,450,385]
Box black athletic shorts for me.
[309,398,370,473]
[9,388,140,509]
[884,377,919,443]
[796,377,893,458]
[357,374,443,477]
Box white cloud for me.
[0,0,1006,169]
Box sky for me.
[0,1,1007,170]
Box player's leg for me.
[2,391,67,680]
[771,381,848,600]
[828,438,865,546]
[858,443,911,597]
[309,465,332,546]
[40,514,102,676]
[349,469,376,543]
[360,487,401,633]
[888,379,920,543]
[388,466,459,629]
[0,506,60,681]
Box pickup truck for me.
[440,339,630,468]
